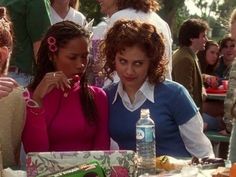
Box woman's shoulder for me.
[111,8,137,18]
[156,80,190,99]
[69,8,86,24]
[71,8,86,18]
[159,80,185,92]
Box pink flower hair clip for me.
[47,36,58,52]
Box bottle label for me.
[136,127,155,143]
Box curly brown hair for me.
[100,19,166,85]
[116,0,160,13]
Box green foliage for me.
[79,0,235,42]
[192,0,236,39]
[218,0,236,33]
[79,0,103,25]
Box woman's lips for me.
[123,76,135,82]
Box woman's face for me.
[115,45,150,93]
[53,37,89,78]
[205,45,219,65]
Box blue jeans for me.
[203,113,221,131]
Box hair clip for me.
[47,36,58,52]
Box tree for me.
[172,5,190,46]
[192,0,236,37]
[159,0,185,30]
[217,0,236,33]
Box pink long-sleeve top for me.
[22,84,110,153]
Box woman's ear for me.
[0,46,9,64]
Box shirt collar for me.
[112,80,155,104]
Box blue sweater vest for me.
[105,80,198,157]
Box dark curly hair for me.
[116,0,160,12]
[100,19,166,85]
[218,35,235,51]
[178,18,209,47]
[29,20,97,122]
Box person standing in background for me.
[50,0,86,26]
[96,0,173,80]
[172,18,209,113]
[0,0,51,87]
[0,7,25,168]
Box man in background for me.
[172,18,209,112]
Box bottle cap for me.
[141,109,150,117]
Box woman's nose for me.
[126,65,134,75]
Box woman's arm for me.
[22,106,50,153]
[179,112,215,158]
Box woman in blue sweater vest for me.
[101,19,214,158]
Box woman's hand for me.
[0,77,18,99]
[32,71,70,106]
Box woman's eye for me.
[69,56,77,60]
[119,59,126,64]
[134,61,143,66]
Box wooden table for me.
[206,93,226,101]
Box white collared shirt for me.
[50,6,86,26]
[112,80,154,112]
[112,80,214,158]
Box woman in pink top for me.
[22,21,110,153]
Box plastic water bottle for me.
[136,109,156,176]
